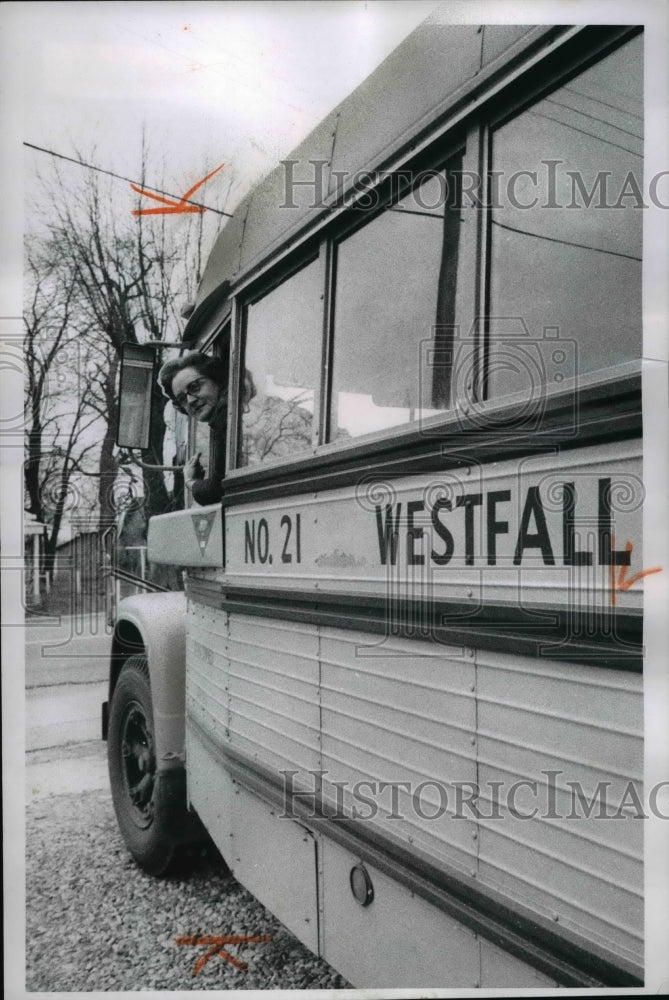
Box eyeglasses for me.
[175,377,207,409]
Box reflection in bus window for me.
[488,35,642,397]
[239,258,321,467]
[329,163,463,440]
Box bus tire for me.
[108,654,188,876]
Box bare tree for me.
[24,239,108,581]
[25,141,227,607]
[24,237,76,523]
[29,146,225,532]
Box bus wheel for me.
[107,654,180,876]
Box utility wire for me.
[388,205,445,219]
[562,85,643,122]
[544,96,643,141]
[491,219,642,262]
[525,110,642,158]
[24,142,234,217]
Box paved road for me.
[26,612,112,800]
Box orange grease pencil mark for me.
[609,538,662,607]
[175,933,272,976]
[131,163,225,216]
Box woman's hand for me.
[183,451,205,488]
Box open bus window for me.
[328,163,463,440]
[190,407,212,502]
[239,257,321,467]
[488,34,643,397]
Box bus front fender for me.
[106,590,187,767]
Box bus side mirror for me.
[116,344,156,450]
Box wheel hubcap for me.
[120,702,156,826]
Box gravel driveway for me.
[26,755,349,992]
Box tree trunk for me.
[25,394,46,519]
[97,353,120,535]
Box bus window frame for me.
[325,149,470,444]
[231,245,323,471]
[479,27,643,402]
[184,321,231,507]
[222,25,642,479]
[231,140,470,469]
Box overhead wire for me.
[524,110,642,158]
[491,219,642,262]
[23,142,233,217]
[543,96,643,141]
[561,84,643,122]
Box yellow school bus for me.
[104,18,653,987]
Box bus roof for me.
[184,19,561,342]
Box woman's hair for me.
[158,352,229,412]
[242,369,257,408]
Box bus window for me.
[239,257,322,467]
[190,412,212,502]
[329,161,463,440]
[488,35,643,396]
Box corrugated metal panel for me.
[187,605,321,780]
[226,615,321,775]
[186,599,643,973]
[186,602,230,747]
[319,628,478,877]
[474,648,643,966]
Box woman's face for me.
[171,366,223,423]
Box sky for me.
[3,0,441,527]
[11,1,440,226]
